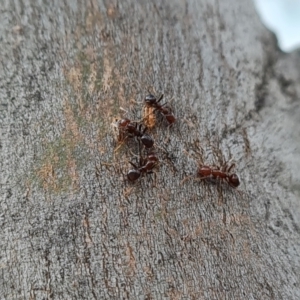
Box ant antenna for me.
[138,138,143,167]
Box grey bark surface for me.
[1,0,300,299]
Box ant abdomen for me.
[127,169,141,181]
[229,174,240,187]
[127,152,159,182]
[141,134,154,148]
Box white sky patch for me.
[253,0,300,52]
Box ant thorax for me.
[143,105,156,129]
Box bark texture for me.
[1,0,300,299]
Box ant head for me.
[118,118,131,127]
[127,169,141,182]
[126,122,137,133]
[141,134,154,148]
[229,174,240,187]
[145,94,157,105]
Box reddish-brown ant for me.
[127,151,159,182]
[117,118,154,148]
[144,94,176,125]
[197,162,240,188]
[181,141,240,189]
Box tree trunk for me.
[1,0,300,299]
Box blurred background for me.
[253,0,300,52]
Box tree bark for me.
[1,0,300,299]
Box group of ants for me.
[114,94,240,189]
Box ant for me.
[144,94,176,125]
[182,141,240,189]
[118,118,154,148]
[127,151,159,182]
[143,104,156,130]
[197,162,240,188]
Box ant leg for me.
[129,162,138,169]
[180,175,195,185]
[220,163,227,173]
[212,165,221,171]
[114,136,129,153]
[153,170,159,188]
[152,171,157,187]
[157,94,164,103]
[155,145,177,172]
[195,176,211,182]
[117,160,130,183]
[142,125,148,135]
[136,123,144,137]
[159,102,168,108]
[146,171,157,187]
[193,139,205,159]
[223,156,234,171]
[128,147,139,159]
[183,148,199,161]
[137,139,145,167]
[152,106,162,114]
[227,163,236,173]
[225,160,235,173]
[180,174,209,185]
